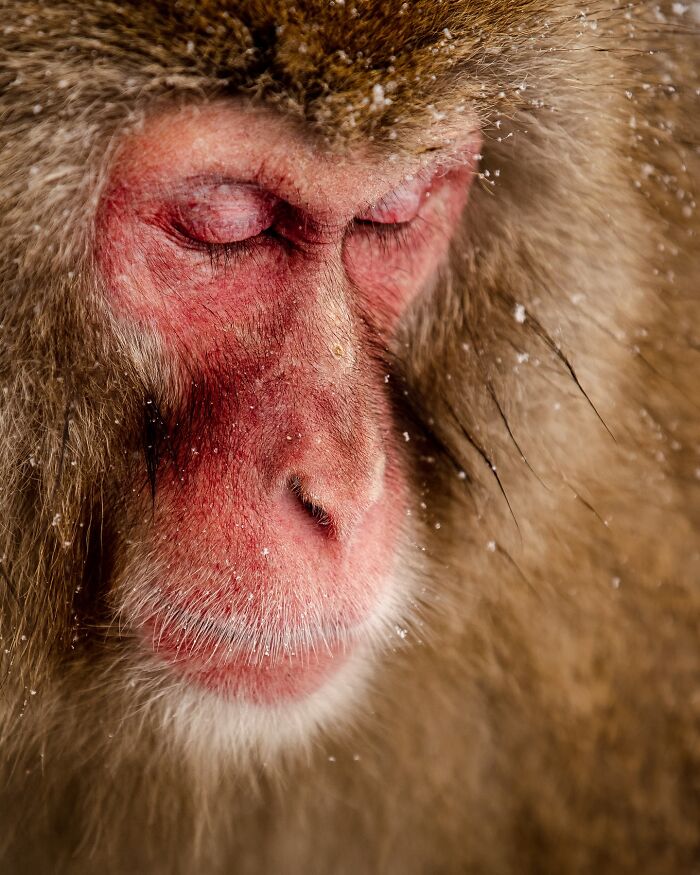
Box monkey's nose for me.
[287,475,337,539]
[275,454,385,548]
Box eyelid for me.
[356,174,430,225]
[171,182,278,245]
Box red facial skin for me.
[97,104,479,704]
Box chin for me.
[139,646,378,763]
[114,556,413,758]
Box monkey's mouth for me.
[123,477,402,705]
[119,376,405,705]
[134,571,394,706]
[144,613,355,704]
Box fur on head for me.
[0,1,698,872]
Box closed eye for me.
[169,181,279,248]
[172,226,288,273]
[355,173,430,225]
[350,217,420,255]
[353,218,414,234]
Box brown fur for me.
[0,1,698,872]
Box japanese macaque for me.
[0,1,698,873]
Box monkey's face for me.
[95,103,478,718]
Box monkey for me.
[0,1,698,873]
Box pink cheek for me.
[343,172,475,329]
[97,207,284,349]
[344,234,443,328]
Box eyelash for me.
[351,219,417,254]
[171,221,278,266]
[170,215,421,267]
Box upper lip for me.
[146,605,360,665]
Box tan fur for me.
[0,1,698,872]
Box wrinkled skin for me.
[95,103,479,707]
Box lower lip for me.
[146,620,352,704]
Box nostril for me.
[288,476,336,538]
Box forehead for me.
[111,100,473,219]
